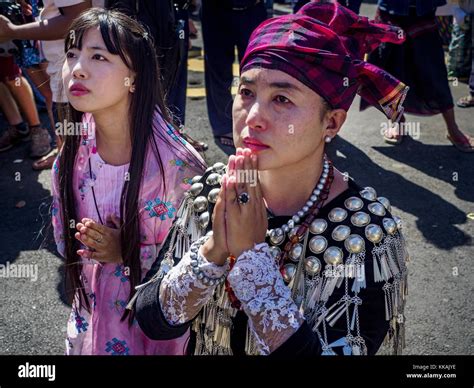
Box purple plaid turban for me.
[240,1,408,122]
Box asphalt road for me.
[0,3,473,355]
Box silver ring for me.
[95,236,103,243]
[237,192,250,205]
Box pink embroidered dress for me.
[51,113,204,355]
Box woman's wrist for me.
[201,237,228,266]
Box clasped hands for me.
[202,148,268,266]
[74,214,123,264]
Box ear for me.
[125,73,136,92]
[323,108,347,140]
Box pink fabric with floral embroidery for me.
[51,112,204,355]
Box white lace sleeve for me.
[159,241,230,325]
[227,243,304,354]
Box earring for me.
[130,85,136,93]
[325,136,332,143]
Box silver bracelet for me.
[190,236,229,286]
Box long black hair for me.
[58,8,205,324]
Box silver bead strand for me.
[267,157,330,240]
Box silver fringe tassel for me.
[192,284,238,355]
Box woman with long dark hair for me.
[51,8,205,354]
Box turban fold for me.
[240,1,408,122]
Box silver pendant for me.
[289,243,304,262]
[304,256,322,276]
[352,345,361,356]
[309,235,328,254]
[198,211,209,229]
[189,182,204,197]
[206,173,221,186]
[321,347,337,356]
[377,196,391,211]
[368,202,386,217]
[326,302,348,327]
[382,217,397,234]
[191,175,202,184]
[193,196,208,212]
[324,246,343,265]
[331,225,351,241]
[328,207,348,223]
[344,196,364,211]
[269,228,285,245]
[351,262,366,292]
[321,275,339,301]
[351,211,371,227]
[379,254,392,281]
[365,224,383,244]
[309,218,327,234]
[327,336,348,350]
[343,344,353,355]
[393,215,403,230]
[344,234,365,254]
[207,188,220,204]
[360,186,377,201]
[373,254,383,283]
[281,263,296,283]
[212,162,226,173]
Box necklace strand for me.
[267,156,330,239]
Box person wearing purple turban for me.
[134,1,409,356]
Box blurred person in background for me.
[0,40,51,159]
[200,0,267,155]
[0,0,100,169]
[454,0,474,108]
[360,0,474,152]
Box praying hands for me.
[201,148,268,265]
